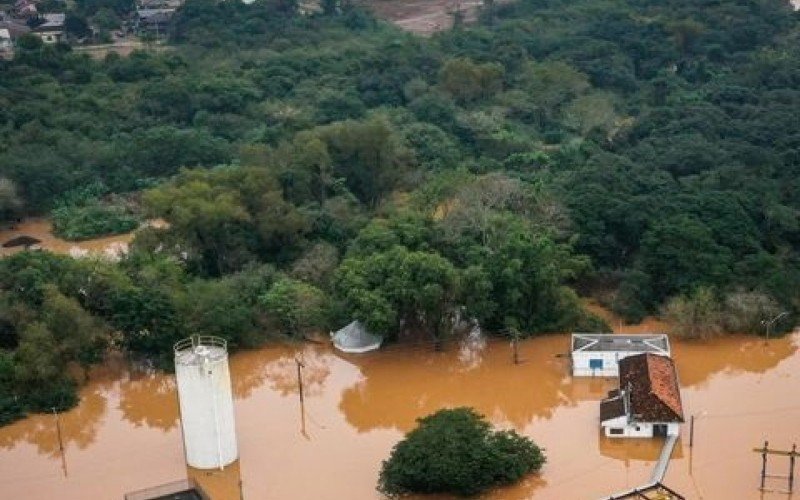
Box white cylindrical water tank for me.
[174,336,238,470]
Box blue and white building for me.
[571,333,670,377]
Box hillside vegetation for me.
[1,0,799,423]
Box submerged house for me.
[571,333,670,377]
[600,353,684,438]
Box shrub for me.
[378,407,545,497]
[52,202,140,241]
[722,290,781,333]
[662,286,723,340]
[51,183,140,241]
[260,277,330,337]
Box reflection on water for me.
[458,324,487,369]
[0,325,798,499]
[263,345,333,398]
[339,335,583,433]
[118,371,179,431]
[187,461,243,500]
[0,385,108,457]
[598,433,684,462]
[674,334,796,386]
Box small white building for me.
[32,13,65,44]
[0,28,12,59]
[571,333,670,377]
[0,29,11,51]
[600,353,684,438]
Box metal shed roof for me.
[571,333,669,354]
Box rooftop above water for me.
[572,333,670,353]
[174,336,228,366]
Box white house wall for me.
[601,421,682,438]
[572,351,649,377]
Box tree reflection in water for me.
[118,370,179,431]
[0,386,107,456]
[673,333,798,387]
[260,344,332,397]
[336,330,799,435]
[457,324,488,370]
[338,335,586,433]
[229,345,286,399]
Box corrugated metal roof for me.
[572,333,669,353]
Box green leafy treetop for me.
[378,407,545,497]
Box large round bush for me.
[378,407,545,497]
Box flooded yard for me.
[0,320,798,499]
[0,218,167,258]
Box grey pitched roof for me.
[600,396,625,421]
[331,320,382,353]
[32,13,65,31]
[136,8,175,22]
[572,333,670,354]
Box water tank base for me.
[186,455,239,471]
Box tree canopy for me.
[1,0,800,425]
[378,407,545,497]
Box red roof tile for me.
[619,353,684,423]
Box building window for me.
[589,358,603,369]
[609,428,624,435]
[634,425,640,431]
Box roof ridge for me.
[644,353,684,420]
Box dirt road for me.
[363,0,490,35]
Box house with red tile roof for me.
[600,352,684,438]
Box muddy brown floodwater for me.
[0,315,798,499]
[0,218,168,258]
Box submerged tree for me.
[0,178,22,224]
[378,407,545,497]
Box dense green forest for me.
[1,0,799,424]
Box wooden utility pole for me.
[52,407,64,453]
[762,311,789,345]
[689,411,706,449]
[510,328,520,365]
[52,407,67,477]
[295,357,304,404]
[295,356,310,440]
[753,441,798,493]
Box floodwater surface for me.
[0,321,798,499]
[0,218,167,258]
